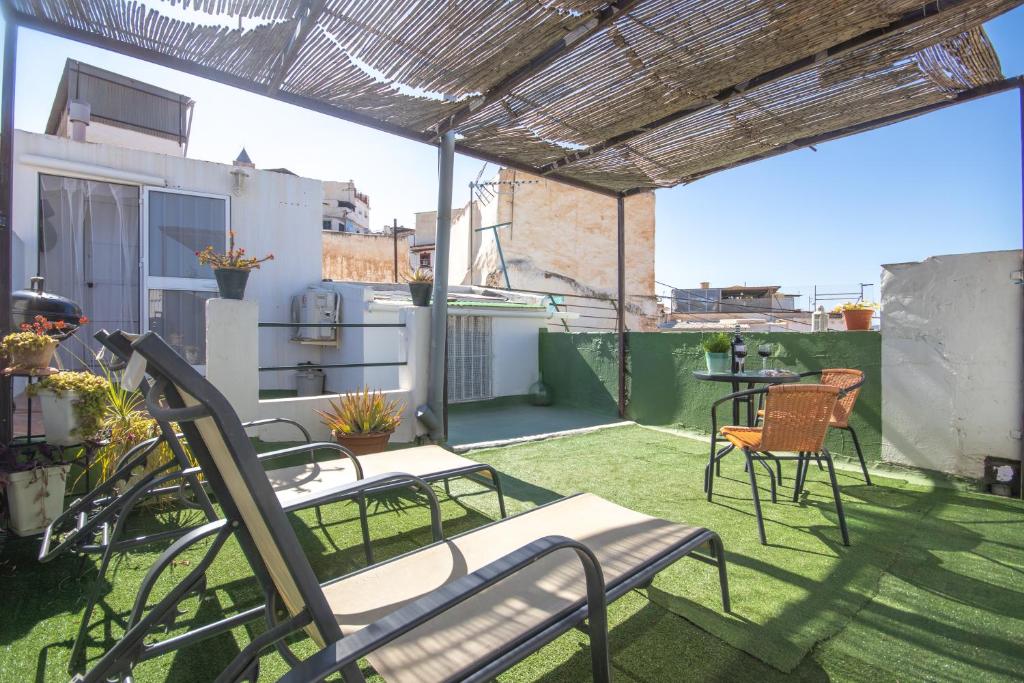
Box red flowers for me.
[19,314,88,335]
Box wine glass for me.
[758,343,773,371]
[734,343,747,373]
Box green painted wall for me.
[539,330,882,463]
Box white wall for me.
[881,250,1022,478]
[12,130,323,389]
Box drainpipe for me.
[0,21,17,445]
[418,130,455,441]
[1019,83,1023,499]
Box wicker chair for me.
[755,369,871,485]
[717,384,850,546]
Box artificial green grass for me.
[0,425,1021,682]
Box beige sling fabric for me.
[267,446,482,510]
[323,493,705,683]
[176,388,327,646]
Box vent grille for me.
[447,315,492,403]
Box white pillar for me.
[399,306,431,440]
[205,298,259,423]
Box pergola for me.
[0,0,1021,442]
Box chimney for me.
[233,147,255,168]
[700,281,710,289]
[67,99,90,142]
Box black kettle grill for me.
[10,277,84,337]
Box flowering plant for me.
[833,301,878,313]
[1,315,89,355]
[196,231,274,270]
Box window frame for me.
[141,186,230,369]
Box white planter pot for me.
[37,389,80,446]
[4,464,70,536]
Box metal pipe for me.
[1019,83,1023,500]
[0,21,17,445]
[616,194,626,418]
[422,130,455,441]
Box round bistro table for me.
[693,369,801,427]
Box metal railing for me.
[256,321,407,372]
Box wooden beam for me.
[266,0,326,94]
[542,0,980,176]
[435,0,642,136]
[621,75,1024,194]
[7,9,621,198]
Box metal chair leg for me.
[355,495,374,565]
[707,533,731,613]
[822,449,850,546]
[755,456,777,503]
[792,452,806,502]
[745,449,767,545]
[846,425,872,485]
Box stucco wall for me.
[11,130,323,389]
[540,330,883,463]
[322,231,413,283]
[881,250,1022,478]
[442,169,658,330]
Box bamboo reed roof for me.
[8,0,1020,195]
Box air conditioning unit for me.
[291,287,341,345]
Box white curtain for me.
[39,174,140,368]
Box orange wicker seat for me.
[713,384,850,546]
[754,368,871,485]
[720,426,762,451]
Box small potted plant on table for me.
[28,371,110,446]
[835,302,878,331]
[316,387,404,455]
[407,267,433,306]
[196,230,274,300]
[702,332,732,373]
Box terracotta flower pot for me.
[332,431,392,455]
[6,338,57,371]
[842,308,874,331]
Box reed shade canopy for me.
[7,0,1020,196]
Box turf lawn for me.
[1,425,1022,682]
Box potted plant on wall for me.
[1,447,71,537]
[834,302,878,331]
[0,314,83,372]
[702,332,732,373]
[196,230,274,300]
[316,387,404,455]
[407,267,433,306]
[28,371,110,446]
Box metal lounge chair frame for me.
[77,331,730,683]
[708,383,851,546]
[54,329,509,672]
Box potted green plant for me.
[407,267,433,306]
[316,387,404,455]
[834,302,877,331]
[1,450,70,537]
[0,314,78,371]
[196,230,274,300]
[28,371,110,446]
[702,332,732,373]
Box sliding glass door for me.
[143,188,228,366]
[38,174,140,369]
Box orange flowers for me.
[19,314,88,335]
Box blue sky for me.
[3,7,1022,309]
